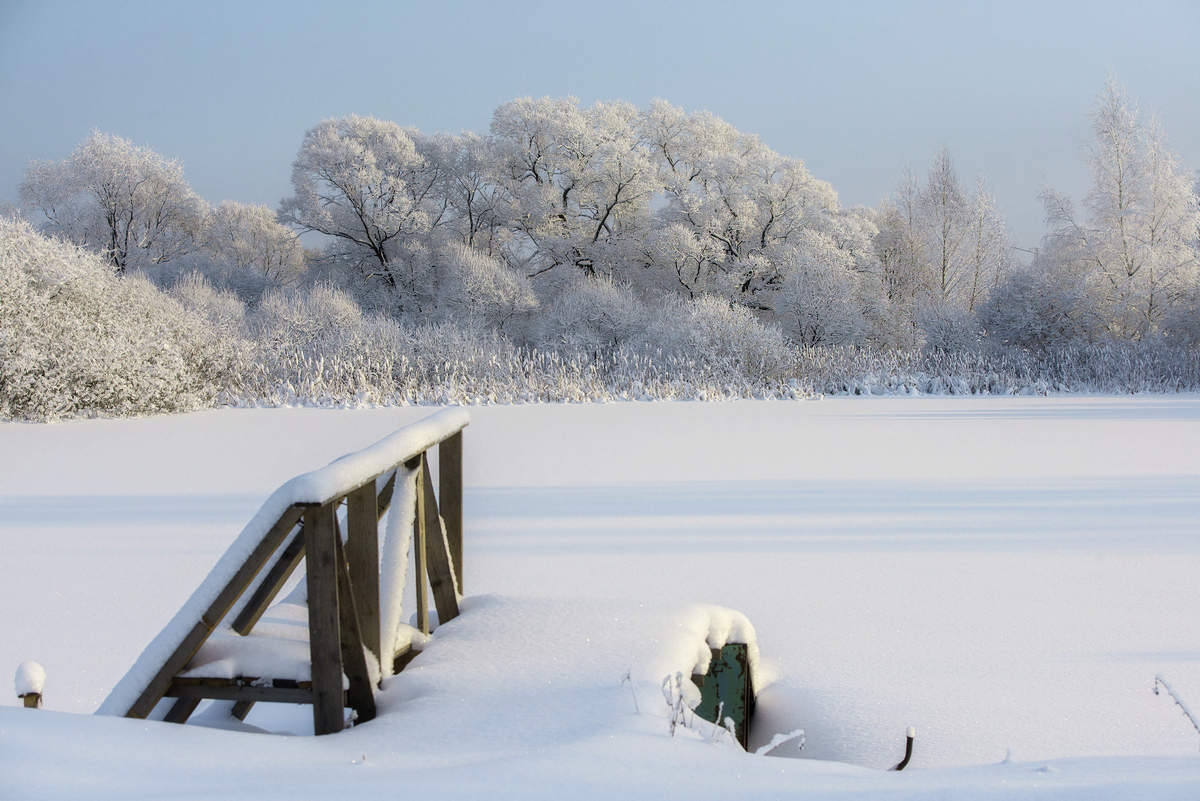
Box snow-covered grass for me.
[2,398,1199,799]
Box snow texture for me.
[95,408,468,716]
[4,398,1200,800]
[14,660,45,696]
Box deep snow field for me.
[2,397,1199,799]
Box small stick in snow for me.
[891,726,916,771]
[1154,674,1200,747]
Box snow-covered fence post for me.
[15,661,45,709]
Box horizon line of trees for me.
[10,80,1200,355]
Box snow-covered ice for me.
[1,397,1199,799]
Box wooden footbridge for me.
[93,409,757,743]
[98,409,468,735]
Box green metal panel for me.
[692,643,754,748]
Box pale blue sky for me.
[1,0,1197,247]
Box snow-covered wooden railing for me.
[97,408,469,735]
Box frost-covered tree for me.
[643,100,841,309]
[491,97,658,282]
[776,230,867,346]
[874,150,1008,335]
[0,218,240,420]
[1041,81,1200,338]
[279,116,443,294]
[203,201,307,286]
[19,132,206,273]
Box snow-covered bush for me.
[538,276,652,354]
[648,295,794,383]
[775,232,868,347]
[977,267,1102,349]
[918,303,981,354]
[0,218,241,420]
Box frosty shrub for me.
[433,241,537,332]
[648,295,794,383]
[918,304,981,354]
[0,218,240,420]
[538,276,652,354]
[977,268,1102,349]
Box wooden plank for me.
[421,453,460,625]
[230,700,255,721]
[165,683,315,705]
[411,457,429,635]
[162,697,201,724]
[392,645,420,675]
[123,504,305,719]
[438,432,464,593]
[304,504,345,735]
[170,676,310,689]
[232,525,305,635]
[375,470,397,522]
[335,535,377,723]
[345,482,380,664]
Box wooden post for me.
[410,456,429,635]
[345,482,381,666]
[421,454,460,625]
[334,535,377,723]
[20,693,41,709]
[162,697,201,724]
[376,470,397,522]
[438,432,464,593]
[304,504,345,735]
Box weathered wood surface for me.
[392,645,420,675]
[409,457,430,635]
[123,504,305,719]
[375,470,397,521]
[335,534,377,722]
[165,681,315,705]
[345,482,381,664]
[162,697,201,724]
[438,432,464,593]
[304,504,345,735]
[232,523,305,635]
[421,453,460,625]
[231,699,255,721]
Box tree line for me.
[16,81,1199,353]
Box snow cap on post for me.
[15,661,45,707]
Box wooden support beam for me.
[345,482,380,665]
[162,697,202,724]
[409,456,429,635]
[230,700,255,721]
[124,505,305,719]
[392,645,420,675]
[334,534,377,724]
[438,432,464,593]
[421,453,460,626]
[304,504,345,735]
[165,679,315,705]
[232,524,305,635]
[376,470,397,522]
